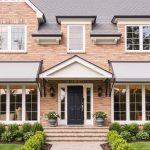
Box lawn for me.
[0,144,22,150]
[130,142,150,150]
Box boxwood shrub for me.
[109,122,121,133]
[107,131,133,150]
[136,131,149,140]
[120,131,132,142]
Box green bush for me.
[15,137,23,142]
[120,131,132,142]
[13,129,23,140]
[1,131,13,142]
[0,123,5,137]
[22,123,32,133]
[122,123,139,136]
[23,131,34,141]
[136,131,149,140]
[131,136,136,141]
[109,122,121,133]
[20,131,46,150]
[31,122,43,133]
[143,123,150,135]
[107,131,133,150]
[7,124,19,133]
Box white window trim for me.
[125,25,150,53]
[67,25,85,53]
[0,84,40,124]
[58,83,93,126]
[0,24,27,53]
[112,83,150,124]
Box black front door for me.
[67,86,84,125]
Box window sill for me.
[0,51,27,54]
[125,50,150,54]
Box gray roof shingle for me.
[30,0,150,35]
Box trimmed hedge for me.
[19,131,46,150]
[107,131,133,150]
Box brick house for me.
[0,0,150,127]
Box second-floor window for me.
[126,25,150,51]
[67,25,85,52]
[0,25,26,52]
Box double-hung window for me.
[67,25,85,52]
[0,25,26,52]
[126,25,150,51]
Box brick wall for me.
[1,2,150,126]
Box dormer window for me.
[126,25,150,51]
[67,25,85,52]
[0,25,26,52]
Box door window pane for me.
[25,86,37,121]
[143,26,150,50]
[114,85,126,120]
[0,86,6,121]
[130,85,142,121]
[60,88,65,120]
[11,26,25,50]
[0,26,8,50]
[10,85,22,121]
[86,88,91,120]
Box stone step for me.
[46,132,107,137]
[46,137,107,142]
[44,127,109,130]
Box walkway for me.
[50,142,103,150]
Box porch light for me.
[50,87,55,97]
[98,87,103,97]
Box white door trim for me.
[58,83,93,125]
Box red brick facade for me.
[1,2,150,126]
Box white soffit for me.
[40,56,112,79]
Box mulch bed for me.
[100,143,111,150]
[42,143,52,150]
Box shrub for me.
[7,124,19,133]
[22,123,32,133]
[0,123,5,137]
[15,137,23,142]
[131,136,136,141]
[31,122,43,133]
[1,131,13,142]
[109,122,121,133]
[122,123,139,136]
[136,131,149,140]
[107,131,133,150]
[143,123,150,135]
[120,131,132,142]
[20,131,46,150]
[23,131,34,141]
[13,129,23,140]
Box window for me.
[145,86,150,120]
[130,85,142,121]
[25,86,38,121]
[86,88,91,120]
[60,88,65,120]
[68,25,85,52]
[0,25,26,51]
[126,25,150,51]
[114,85,126,121]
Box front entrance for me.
[58,83,93,125]
[67,86,84,125]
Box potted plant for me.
[93,112,107,127]
[46,112,59,127]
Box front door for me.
[67,86,84,125]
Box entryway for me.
[58,84,93,126]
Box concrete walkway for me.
[50,142,103,150]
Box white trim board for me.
[40,56,112,79]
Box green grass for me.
[130,142,150,150]
[0,144,22,150]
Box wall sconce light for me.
[50,87,55,97]
[98,87,103,97]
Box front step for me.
[44,127,108,142]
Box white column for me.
[142,85,146,122]
[126,85,130,123]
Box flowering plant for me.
[93,112,107,119]
[46,112,59,119]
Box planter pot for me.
[48,118,57,127]
[96,118,104,127]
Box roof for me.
[40,55,112,79]
[0,61,42,83]
[110,61,150,83]
[30,0,150,35]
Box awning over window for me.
[0,61,42,83]
[109,61,150,82]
